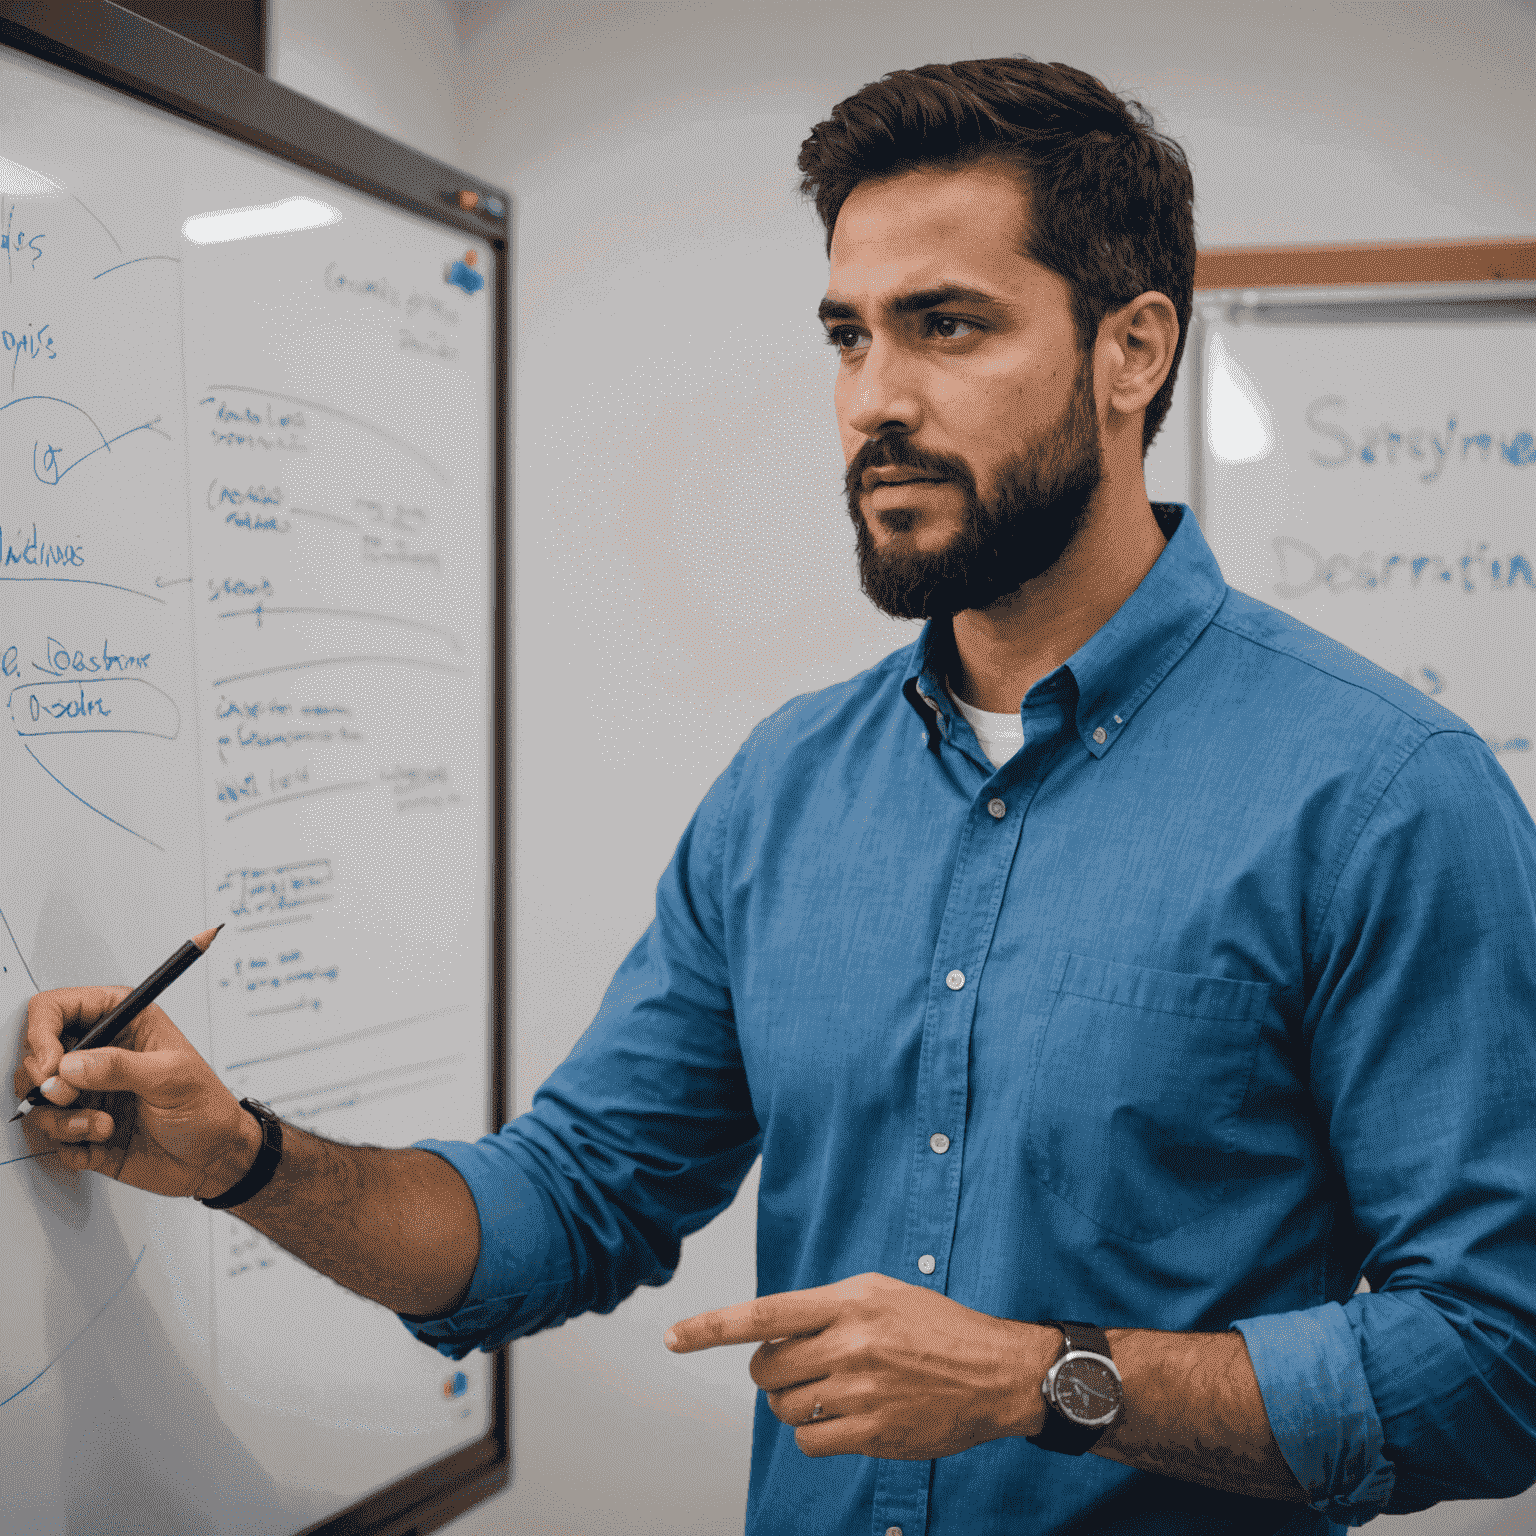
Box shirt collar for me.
[903,504,1227,758]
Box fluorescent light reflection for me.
[182,196,340,245]
[0,155,60,197]
[1206,331,1275,465]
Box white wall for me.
[268,3,1536,1533]
[267,0,469,167]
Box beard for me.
[845,350,1104,621]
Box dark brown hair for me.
[797,58,1196,455]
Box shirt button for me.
[987,797,1006,818]
[887,1529,904,1536]
[917,1254,936,1275]
[945,969,965,990]
[929,1132,950,1154]
[1093,726,1107,744]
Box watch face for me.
[1053,1355,1122,1427]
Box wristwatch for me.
[1027,1320,1123,1455]
[200,1098,283,1210]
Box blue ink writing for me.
[323,262,402,307]
[1307,396,1535,484]
[1,200,45,280]
[207,575,273,602]
[210,480,288,532]
[27,683,110,723]
[32,635,151,677]
[1274,537,1536,598]
[226,947,341,994]
[215,859,333,918]
[3,321,55,389]
[208,480,283,511]
[199,395,308,453]
[0,522,85,568]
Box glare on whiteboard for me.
[182,196,340,245]
[0,154,59,196]
[1206,331,1275,465]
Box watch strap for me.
[200,1098,282,1210]
[1056,1320,1112,1358]
[1027,1320,1118,1456]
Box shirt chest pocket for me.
[1024,952,1272,1244]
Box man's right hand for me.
[16,985,482,1316]
[15,987,261,1202]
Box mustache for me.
[844,436,974,501]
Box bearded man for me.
[20,57,1536,1536]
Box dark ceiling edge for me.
[0,0,508,246]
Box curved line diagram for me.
[10,676,183,743]
[0,576,166,604]
[94,254,180,281]
[0,395,171,486]
[225,1002,470,1073]
[72,193,122,254]
[21,742,165,852]
[211,654,470,688]
[223,777,370,822]
[0,392,108,445]
[34,417,171,485]
[286,506,354,529]
[1,1244,147,1408]
[204,384,450,486]
[216,604,463,651]
[0,901,39,991]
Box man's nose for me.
[844,342,923,441]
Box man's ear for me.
[1102,291,1180,418]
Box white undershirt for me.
[945,681,1024,770]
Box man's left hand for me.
[665,1271,1051,1459]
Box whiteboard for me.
[0,26,505,1536]
[1195,283,1536,817]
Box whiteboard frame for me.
[1188,277,1536,530]
[0,5,513,1535]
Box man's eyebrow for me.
[816,285,1004,326]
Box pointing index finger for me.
[665,1286,837,1353]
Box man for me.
[18,57,1536,1535]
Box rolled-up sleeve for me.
[400,747,761,1358]
[1235,729,1536,1521]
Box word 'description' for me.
[1273,538,1536,599]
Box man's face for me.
[821,162,1104,621]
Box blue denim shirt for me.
[403,506,1536,1534]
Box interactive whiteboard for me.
[0,9,508,1534]
[1194,281,1536,817]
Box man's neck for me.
[946,493,1169,714]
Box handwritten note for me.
[1,53,497,1529]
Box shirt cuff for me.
[395,1135,576,1359]
[1232,1302,1396,1524]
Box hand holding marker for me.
[10,926,223,1122]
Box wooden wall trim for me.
[1194,238,1536,291]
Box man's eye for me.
[929,316,977,340]
[825,327,864,351]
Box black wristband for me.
[1027,1321,1121,1456]
[200,1098,283,1210]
